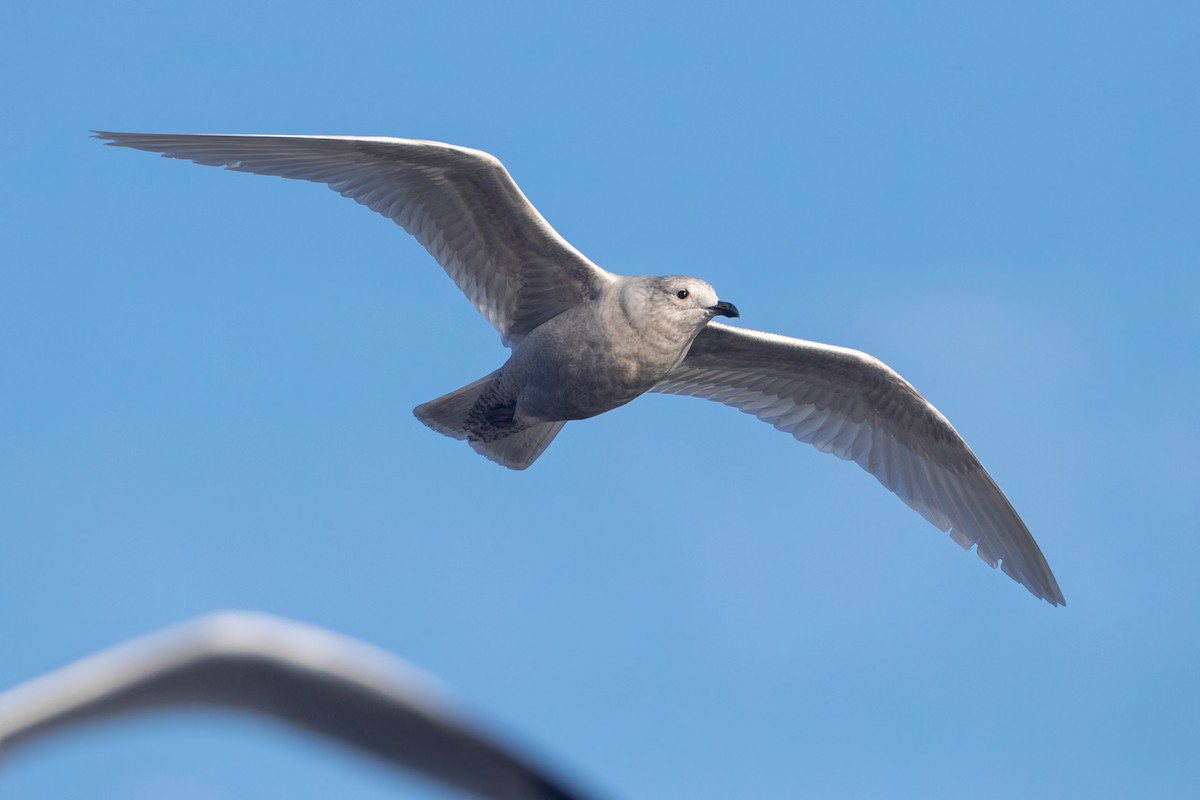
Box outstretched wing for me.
[0,613,593,800]
[95,132,614,346]
[655,322,1064,605]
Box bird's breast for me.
[508,305,688,422]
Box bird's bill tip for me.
[709,301,739,318]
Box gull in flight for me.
[94,132,1064,605]
[0,612,596,800]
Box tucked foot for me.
[484,403,517,428]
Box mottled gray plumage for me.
[0,613,596,800]
[94,131,1064,605]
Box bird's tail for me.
[413,373,565,470]
[467,422,566,471]
[413,371,500,441]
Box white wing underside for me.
[0,613,591,800]
[93,132,614,346]
[657,323,1064,605]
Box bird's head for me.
[647,275,739,326]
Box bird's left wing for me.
[0,613,595,800]
[654,322,1064,605]
[94,132,614,346]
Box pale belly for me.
[505,312,687,424]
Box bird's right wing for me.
[94,132,615,346]
[0,613,594,800]
[655,322,1064,605]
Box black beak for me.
[708,301,740,318]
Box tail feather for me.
[468,421,566,471]
[413,373,565,470]
[412,371,498,441]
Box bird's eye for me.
[676,289,689,299]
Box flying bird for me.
[0,612,596,800]
[94,132,1064,605]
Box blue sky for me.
[2,1,1198,798]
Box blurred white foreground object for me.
[0,612,596,800]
